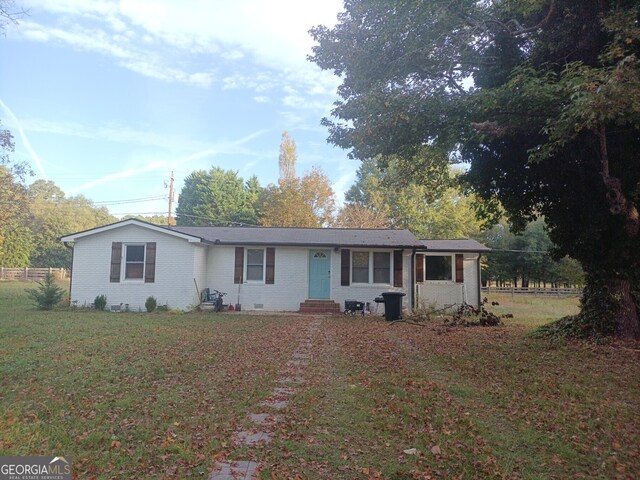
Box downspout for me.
[476,254,482,308]
[63,241,74,306]
[411,248,416,311]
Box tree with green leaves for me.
[176,167,260,226]
[341,155,480,238]
[0,222,33,267]
[122,214,171,225]
[0,121,32,262]
[479,219,584,288]
[311,0,640,339]
[26,180,114,267]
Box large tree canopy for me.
[175,167,260,226]
[311,0,640,338]
[341,155,481,238]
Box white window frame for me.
[123,243,146,281]
[373,251,391,284]
[245,248,265,283]
[352,250,392,285]
[351,251,370,284]
[424,254,454,282]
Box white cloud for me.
[65,127,271,194]
[19,117,211,151]
[65,159,166,194]
[253,96,270,104]
[221,49,244,61]
[0,98,48,180]
[278,110,304,127]
[18,0,343,95]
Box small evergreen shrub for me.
[26,273,66,310]
[94,294,107,311]
[145,296,157,313]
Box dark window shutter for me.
[110,242,122,283]
[341,249,350,286]
[416,254,424,282]
[455,254,464,283]
[234,247,244,284]
[393,250,403,287]
[266,247,275,284]
[145,242,156,283]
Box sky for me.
[0,0,355,218]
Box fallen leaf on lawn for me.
[431,445,442,455]
[165,465,178,476]
[403,448,418,455]
[212,451,227,462]
[110,441,121,449]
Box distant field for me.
[485,293,580,328]
[1,281,637,479]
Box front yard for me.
[1,282,638,478]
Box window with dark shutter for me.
[341,249,350,286]
[145,242,156,283]
[455,254,464,283]
[266,247,275,284]
[393,250,403,287]
[415,254,424,282]
[425,255,452,281]
[110,242,122,282]
[234,247,244,284]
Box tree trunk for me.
[612,278,640,339]
[580,274,640,340]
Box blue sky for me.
[0,0,355,218]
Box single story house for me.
[60,219,489,314]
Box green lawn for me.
[1,282,638,479]
[485,292,580,328]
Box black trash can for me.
[381,292,405,321]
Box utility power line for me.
[92,195,167,206]
[490,249,551,254]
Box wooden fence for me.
[482,286,581,297]
[0,267,69,281]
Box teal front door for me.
[309,250,331,299]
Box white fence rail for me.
[482,286,581,297]
[0,267,69,281]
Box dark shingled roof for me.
[419,239,491,253]
[169,225,424,248]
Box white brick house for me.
[60,219,488,313]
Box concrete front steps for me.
[299,299,342,315]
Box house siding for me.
[193,244,208,301]
[69,224,199,311]
[331,249,411,314]
[205,246,308,311]
[201,246,412,312]
[416,252,481,309]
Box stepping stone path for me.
[209,317,323,479]
[208,461,258,480]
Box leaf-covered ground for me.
[1,283,638,479]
